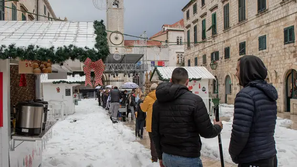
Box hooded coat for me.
[229,55,278,164]
[152,82,221,159]
[140,90,157,132]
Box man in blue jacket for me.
[229,55,278,167]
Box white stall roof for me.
[41,74,85,84]
[152,67,215,81]
[0,21,96,48]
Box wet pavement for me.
[124,120,237,167]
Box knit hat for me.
[150,83,158,90]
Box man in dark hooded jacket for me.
[229,55,278,167]
[152,67,223,167]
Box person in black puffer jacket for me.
[229,55,278,167]
[152,67,222,167]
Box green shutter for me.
[212,13,217,35]
[12,3,17,21]
[224,4,230,29]
[194,25,197,44]
[195,57,198,66]
[202,19,206,40]
[284,26,295,44]
[216,51,219,61]
[187,30,190,47]
[193,3,197,14]
[224,47,230,59]
[22,13,26,21]
[188,59,191,66]
[203,54,206,64]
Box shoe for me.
[151,158,158,162]
[112,121,118,124]
[110,116,112,121]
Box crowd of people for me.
[95,55,278,167]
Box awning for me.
[105,54,143,64]
[151,66,215,81]
[0,21,96,48]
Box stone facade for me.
[182,0,297,113]
[4,0,60,21]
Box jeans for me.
[162,153,203,167]
[135,119,145,137]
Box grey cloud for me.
[49,0,187,39]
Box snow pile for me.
[43,99,159,167]
[201,105,297,167]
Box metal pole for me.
[215,105,225,167]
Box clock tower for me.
[106,0,124,54]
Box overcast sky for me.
[49,0,188,39]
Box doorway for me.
[225,75,232,103]
[286,69,297,112]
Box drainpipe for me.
[36,0,39,21]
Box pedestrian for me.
[109,86,122,123]
[229,55,278,167]
[135,95,146,139]
[102,90,108,109]
[129,89,136,121]
[97,89,102,106]
[152,68,223,167]
[140,83,158,162]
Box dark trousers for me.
[135,119,145,137]
[238,155,277,167]
[148,132,158,162]
[98,96,101,106]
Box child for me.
[135,95,146,139]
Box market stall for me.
[0,20,108,167]
[150,66,215,112]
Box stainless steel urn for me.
[16,102,44,136]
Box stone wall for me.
[183,0,297,113]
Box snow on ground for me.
[43,99,159,167]
[202,104,297,167]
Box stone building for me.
[1,0,65,21]
[182,0,297,114]
[150,19,185,67]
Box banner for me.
[0,72,3,127]
[157,61,165,67]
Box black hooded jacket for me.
[152,82,221,159]
[229,55,278,164]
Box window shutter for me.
[284,28,287,44]
[216,52,219,61]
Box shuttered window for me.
[259,35,267,50]
[188,59,191,66]
[193,3,197,14]
[239,42,246,55]
[12,3,17,21]
[187,30,191,47]
[258,0,266,12]
[211,51,219,61]
[224,47,230,59]
[194,25,198,44]
[238,0,246,22]
[212,13,217,35]
[284,26,295,44]
[224,4,230,29]
[22,13,26,21]
[202,19,206,40]
[195,57,198,66]
[203,55,206,64]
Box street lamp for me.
[210,60,218,70]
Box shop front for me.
[0,20,109,167]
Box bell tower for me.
[106,0,124,54]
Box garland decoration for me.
[52,81,85,84]
[0,20,109,63]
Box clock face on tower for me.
[109,31,124,45]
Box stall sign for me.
[0,72,3,127]
[19,60,52,74]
